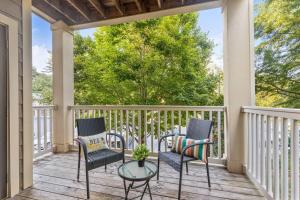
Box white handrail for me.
[70,105,227,165]
[33,105,55,158]
[242,106,300,200]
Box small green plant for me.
[132,144,149,161]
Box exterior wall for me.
[0,0,24,190]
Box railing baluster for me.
[49,109,53,149]
[248,113,252,173]
[120,110,123,141]
[171,110,174,146]
[210,111,213,158]
[178,111,181,134]
[151,111,154,153]
[266,116,272,194]
[291,120,299,200]
[33,110,36,154]
[261,115,266,188]
[37,109,41,155]
[274,117,280,200]
[144,110,147,147]
[252,114,256,176]
[126,110,129,149]
[157,110,161,152]
[114,110,117,149]
[43,109,47,151]
[132,110,135,150]
[217,111,221,158]
[256,114,261,181]
[108,110,111,148]
[138,110,141,145]
[164,110,167,152]
[281,118,288,200]
[186,110,188,130]
[72,109,76,141]
[171,110,174,134]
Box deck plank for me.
[27,153,264,200]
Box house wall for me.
[0,0,24,190]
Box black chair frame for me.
[75,118,125,199]
[157,119,213,200]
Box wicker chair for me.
[157,118,213,200]
[75,118,125,199]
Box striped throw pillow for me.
[172,136,209,163]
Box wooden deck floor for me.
[14,153,265,200]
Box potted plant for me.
[132,144,150,167]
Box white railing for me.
[69,105,227,164]
[242,106,300,200]
[32,105,55,158]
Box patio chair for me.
[157,118,213,200]
[75,117,125,199]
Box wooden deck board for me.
[15,153,265,200]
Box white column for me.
[22,0,33,189]
[223,0,255,173]
[52,21,74,152]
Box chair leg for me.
[185,162,188,174]
[105,164,107,172]
[178,162,183,200]
[77,146,81,181]
[157,157,160,180]
[206,162,211,188]
[86,168,90,199]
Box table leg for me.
[123,180,127,199]
[147,182,152,200]
[140,180,149,200]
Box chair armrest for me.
[180,140,214,161]
[158,133,186,152]
[74,138,88,161]
[106,133,125,153]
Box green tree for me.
[32,55,53,105]
[255,0,300,108]
[74,13,222,106]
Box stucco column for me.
[52,21,74,152]
[223,0,255,173]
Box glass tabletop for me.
[118,160,158,181]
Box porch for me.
[31,105,300,200]
[15,152,263,200]
[0,0,299,199]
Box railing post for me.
[52,21,74,152]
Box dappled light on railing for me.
[69,105,227,165]
[243,106,300,200]
[32,106,55,158]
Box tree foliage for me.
[32,66,53,105]
[255,0,300,108]
[74,13,223,106]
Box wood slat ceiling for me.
[32,0,216,26]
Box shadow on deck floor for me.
[13,152,264,200]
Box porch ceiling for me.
[32,0,219,29]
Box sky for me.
[32,7,223,73]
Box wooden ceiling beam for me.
[157,0,162,8]
[42,0,77,23]
[87,0,106,18]
[133,0,143,12]
[112,0,124,15]
[66,0,92,21]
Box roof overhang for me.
[32,0,222,30]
